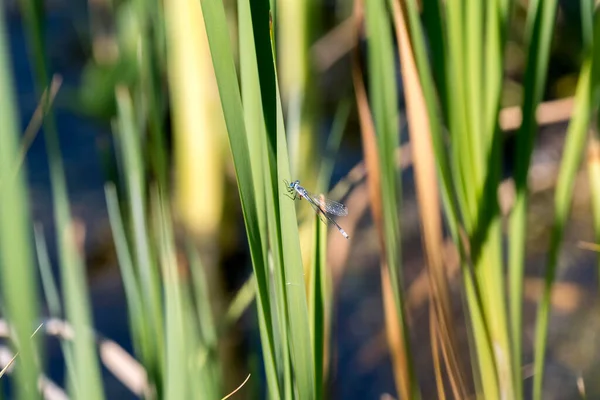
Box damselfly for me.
[284,179,349,239]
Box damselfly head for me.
[289,180,300,189]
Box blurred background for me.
[1,0,600,399]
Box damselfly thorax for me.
[285,179,349,239]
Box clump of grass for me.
[2,0,599,399]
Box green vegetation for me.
[0,0,599,399]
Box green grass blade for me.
[34,224,61,318]
[244,2,296,396]
[276,93,316,400]
[152,188,187,400]
[115,86,165,392]
[104,184,148,363]
[508,1,558,395]
[402,0,462,233]
[0,9,40,397]
[309,215,329,400]
[186,240,222,398]
[365,0,419,397]
[591,7,600,291]
[199,1,280,397]
[186,241,218,359]
[32,224,80,397]
[316,98,351,192]
[236,4,282,396]
[532,56,594,400]
[131,0,169,188]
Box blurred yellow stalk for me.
[165,0,225,238]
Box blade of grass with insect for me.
[236,2,288,397]
[251,3,316,396]
[509,0,558,395]
[239,0,295,396]
[532,15,599,397]
[0,9,40,398]
[239,0,317,396]
[276,88,316,400]
[365,0,419,398]
[115,86,165,393]
[199,0,282,398]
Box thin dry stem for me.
[221,373,251,400]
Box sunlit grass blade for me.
[586,0,600,293]
[239,1,293,395]
[252,5,316,394]
[235,3,280,395]
[508,1,558,395]
[0,9,40,397]
[276,91,316,400]
[532,56,595,400]
[401,0,518,397]
[225,275,257,326]
[199,0,280,398]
